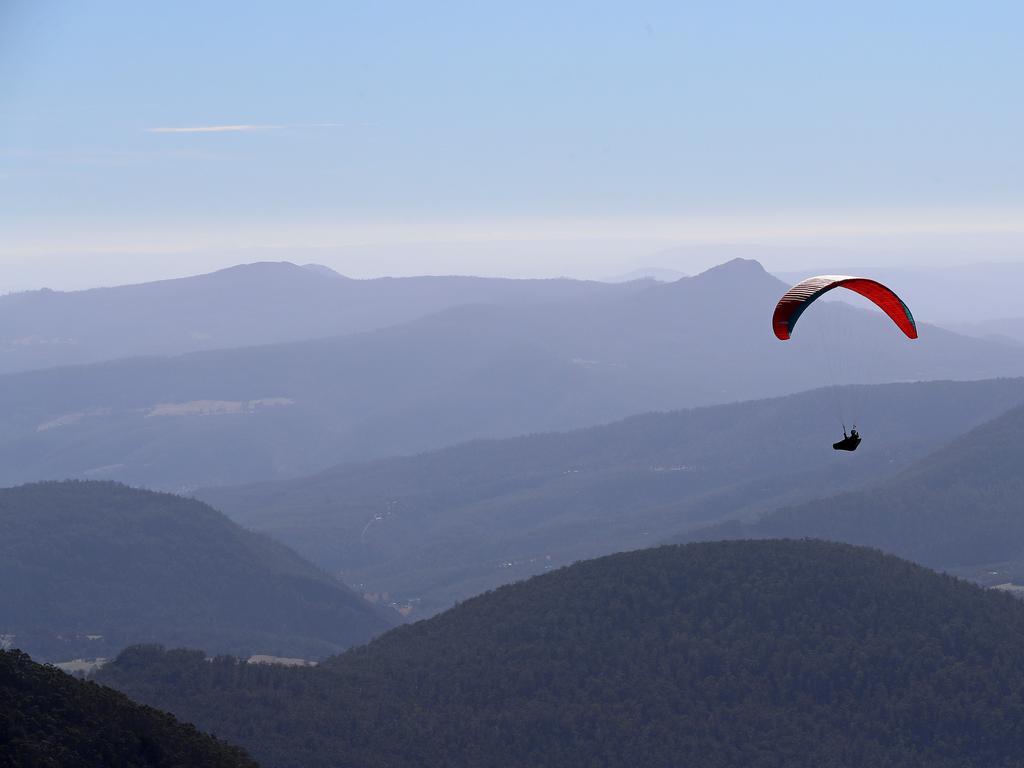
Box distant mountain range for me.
[0,481,395,661]
[199,377,1024,616]
[6,259,1022,377]
[0,258,1021,491]
[0,649,258,767]
[0,261,649,375]
[946,316,1024,345]
[686,396,1024,582]
[602,267,688,282]
[98,540,1024,768]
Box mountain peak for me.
[697,257,770,279]
[197,261,354,287]
[658,257,784,296]
[208,261,310,278]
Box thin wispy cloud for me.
[147,123,349,134]
[148,124,279,134]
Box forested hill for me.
[688,398,1024,579]
[0,481,395,661]
[200,377,1024,617]
[0,649,257,767]
[100,540,1024,768]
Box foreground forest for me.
[99,540,1024,768]
[0,649,257,767]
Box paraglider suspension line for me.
[814,311,847,430]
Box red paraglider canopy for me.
[772,275,918,341]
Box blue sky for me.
[1,1,1022,285]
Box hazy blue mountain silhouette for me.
[0,481,396,662]
[686,398,1024,581]
[0,261,649,374]
[200,378,1024,616]
[0,258,1020,490]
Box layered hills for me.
[689,397,1024,582]
[99,540,1024,768]
[201,377,1024,616]
[0,649,257,767]
[0,481,395,661]
[0,261,647,375]
[0,258,1019,491]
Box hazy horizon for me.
[3,1,1022,291]
[3,239,1024,295]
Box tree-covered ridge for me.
[201,377,1024,616]
[100,540,1024,768]
[691,398,1024,576]
[0,481,395,661]
[0,649,258,767]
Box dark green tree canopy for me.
[0,649,258,767]
[100,540,1024,768]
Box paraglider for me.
[772,275,917,451]
[772,275,917,342]
[832,428,861,452]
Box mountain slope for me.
[99,540,1024,768]
[950,316,1024,345]
[0,481,395,661]
[0,261,647,375]
[687,398,1024,579]
[0,649,257,768]
[0,259,1021,491]
[200,377,1024,616]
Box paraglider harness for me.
[833,425,861,452]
